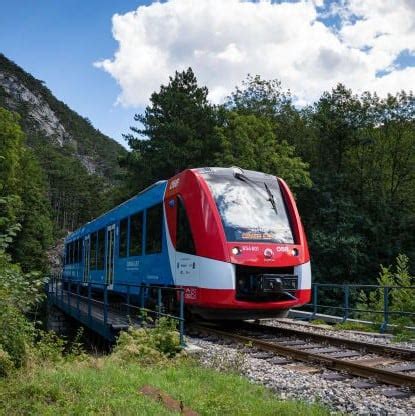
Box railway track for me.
[189,322,415,392]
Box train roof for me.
[193,166,277,181]
[64,167,279,243]
[65,180,167,243]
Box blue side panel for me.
[62,181,174,296]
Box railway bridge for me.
[46,276,186,344]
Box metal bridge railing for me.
[46,276,186,345]
[303,283,415,332]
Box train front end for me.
[164,167,311,320]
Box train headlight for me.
[232,246,241,255]
[291,248,299,256]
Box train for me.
[62,167,311,320]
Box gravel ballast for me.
[187,323,415,415]
[265,318,415,351]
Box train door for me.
[106,224,115,286]
[175,196,200,290]
[83,236,90,283]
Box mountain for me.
[0,53,128,231]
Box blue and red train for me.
[63,167,311,319]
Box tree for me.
[214,112,311,190]
[123,68,221,189]
[297,86,415,282]
[0,108,24,235]
[0,107,53,272]
[10,150,53,272]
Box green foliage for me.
[33,330,66,364]
[0,54,127,236]
[124,67,220,190]
[0,358,330,416]
[309,319,328,326]
[0,348,13,378]
[215,111,311,190]
[10,149,53,272]
[0,53,126,182]
[333,321,376,333]
[392,328,415,342]
[112,318,182,364]
[0,246,47,369]
[0,106,53,271]
[296,86,415,283]
[31,138,113,231]
[355,255,415,327]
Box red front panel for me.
[164,168,311,313]
[164,170,229,262]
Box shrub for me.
[0,304,33,369]
[33,330,66,364]
[355,254,415,328]
[112,317,182,364]
[0,231,47,372]
[0,346,13,377]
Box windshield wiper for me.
[264,182,278,215]
[233,170,279,215]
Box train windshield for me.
[203,174,294,244]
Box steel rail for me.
[191,323,415,389]
[242,321,415,359]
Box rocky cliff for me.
[0,53,126,178]
[0,53,128,231]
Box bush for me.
[0,304,33,369]
[355,254,415,328]
[0,232,47,373]
[0,347,13,377]
[112,317,182,364]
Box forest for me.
[1,67,415,285]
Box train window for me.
[129,212,143,256]
[203,174,294,244]
[90,232,97,270]
[119,218,128,257]
[74,240,78,263]
[145,203,163,254]
[97,229,105,269]
[65,244,69,265]
[69,242,74,264]
[176,197,196,254]
[78,239,83,262]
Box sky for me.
[1,0,414,148]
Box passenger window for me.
[90,232,97,270]
[74,240,78,263]
[145,204,163,254]
[69,242,74,264]
[97,229,105,269]
[65,244,69,265]
[119,218,128,257]
[78,239,83,262]
[176,197,196,254]
[129,212,143,256]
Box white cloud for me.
[95,0,415,107]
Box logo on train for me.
[184,287,197,300]
[263,248,274,258]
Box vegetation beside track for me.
[0,357,330,416]
[0,320,330,416]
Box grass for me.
[309,319,330,326]
[332,321,377,333]
[0,357,330,416]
